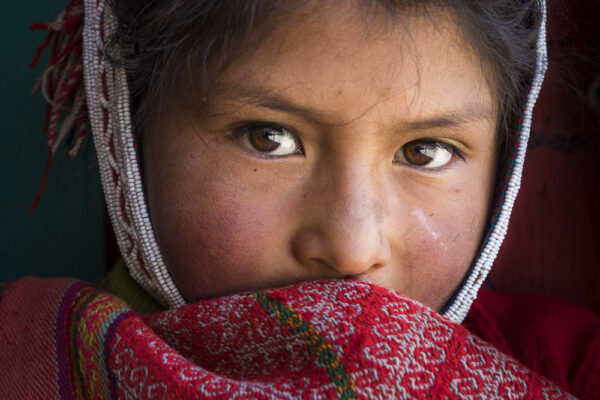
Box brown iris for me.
[402,141,439,166]
[248,126,281,152]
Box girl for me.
[1,0,598,398]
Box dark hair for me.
[107,0,540,166]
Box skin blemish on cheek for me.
[411,208,449,251]
[452,233,461,243]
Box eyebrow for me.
[221,83,325,121]
[218,82,495,131]
[401,103,495,132]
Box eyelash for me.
[230,122,464,170]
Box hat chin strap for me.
[82,0,548,321]
[443,0,548,322]
[82,0,186,308]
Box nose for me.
[291,161,391,278]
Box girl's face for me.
[144,4,498,311]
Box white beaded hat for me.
[36,0,548,322]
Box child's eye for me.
[232,124,304,157]
[393,140,462,169]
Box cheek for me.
[154,179,278,301]
[145,132,286,301]
[403,218,480,307]
[388,178,493,310]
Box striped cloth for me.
[0,277,574,399]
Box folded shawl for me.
[0,278,574,399]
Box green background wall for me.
[1,1,105,282]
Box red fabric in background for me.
[490,0,600,313]
[464,290,600,399]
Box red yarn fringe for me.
[29,0,87,213]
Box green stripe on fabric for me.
[251,291,357,400]
[95,304,131,399]
[70,289,99,400]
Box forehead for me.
[213,2,495,127]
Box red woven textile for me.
[0,278,575,399]
[464,290,600,399]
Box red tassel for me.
[29,149,53,215]
[29,0,87,213]
[29,30,54,68]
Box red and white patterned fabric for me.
[0,278,575,399]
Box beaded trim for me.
[82,0,548,318]
[443,0,548,322]
[82,0,185,307]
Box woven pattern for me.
[15,279,568,399]
[0,278,576,399]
